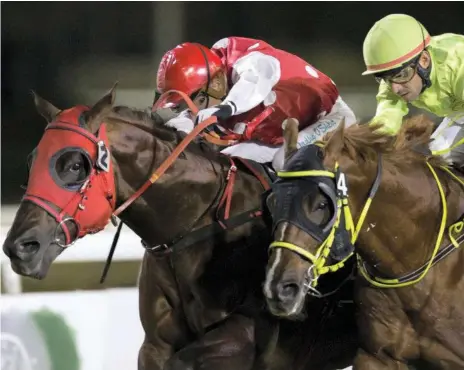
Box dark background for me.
[2,1,463,204]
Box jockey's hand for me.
[195,102,236,125]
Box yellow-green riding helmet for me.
[362,14,430,76]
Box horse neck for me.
[341,152,464,277]
[106,116,265,248]
[105,117,223,245]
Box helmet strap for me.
[417,60,432,93]
[152,90,162,107]
[416,22,432,93]
[196,45,212,109]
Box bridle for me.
[23,105,116,247]
[268,143,382,294]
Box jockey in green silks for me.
[362,13,464,165]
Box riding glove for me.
[195,102,236,124]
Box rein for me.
[113,90,218,216]
[358,164,464,288]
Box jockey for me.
[362,14,464,165]
[153,37,357,171]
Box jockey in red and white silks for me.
[154,37,357,170]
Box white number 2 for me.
[337,173,348,196]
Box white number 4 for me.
[337,173,348,196]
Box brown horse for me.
[264,116,464,369]
[2,87,357,370]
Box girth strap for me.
[359,225,464,286]
[143,208,264,254]
[144,157,272,254]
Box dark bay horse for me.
[264,116,464,369]
[2,87,357,369]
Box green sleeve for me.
[370,82,409,135]
[452,53,464,103]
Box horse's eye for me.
[317,201,327,210]
[71,163,81,172]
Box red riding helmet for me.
[155,42,225,108]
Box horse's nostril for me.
[17,240,41,255]
[3,244,12,258]
[277,281,299,302]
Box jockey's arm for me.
[163,109,195,133]
[453,54,464,103]
[370,81,409,135]
[151,105,196,134]
[222,52,281,116]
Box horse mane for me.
[323,114,447,168]
[109,105,178,140]
[107,105,227,160]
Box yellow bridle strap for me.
[269,241,318,264]
[449,220,464,248]
[440,165,464,187]
[352,198,373,243]
[440,166,464,247]
[431,137,464,156]
[358,160,448,288]
[277,170,335,178]
[441,166,464,248]
[269,202,340,285]
[270,164,361,281]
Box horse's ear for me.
[84,82,118,133]
[324,118,346,158]
[31,90,60,123]
[282,118,299,163]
